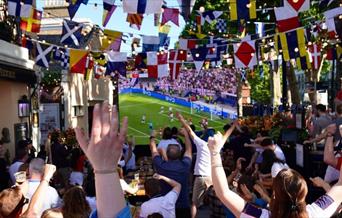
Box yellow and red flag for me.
[69,49,89,74]
[20,8,42,33]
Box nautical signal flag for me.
[101,29,122,51]
[103,0,117,27]
[284,0,309,12]
[308,43,322,70]
[69,49,89,74]
[106,51,127,77]
[84,56,94,81]
[233,38,257,69]
[7,0,33,18]
[123,0,163,14]
[147,51,168,78]
[35,43,54,68]
[169,49,186,80]
[229,0,256,21]
[178,38,197,50]
[67,0,82,20]
[295,53,311,70]
[60,19,83,47]
[159,24,171,48]
[127,13,144,30]
[20,8,42,33]
[279,28,307,61]
[142,35,160,52]
[161,8,179,26]
[274,7,300,32]
[198,10,223,25]
[135,52,147,69]
[324,7,342,39]
[191,47,208,72]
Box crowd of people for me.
[155,68,237,102]
[0,102,342,218]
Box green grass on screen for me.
[119,94,229,145]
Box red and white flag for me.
[169,49,187,80]
[284,0,309,13]
[233,38,257,69]
[179,38,197,50]
[308,43,322,70]
[274,7,300,32]
[147,51,168,78]
[324,7,342,39]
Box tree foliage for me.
[247,64,271,104]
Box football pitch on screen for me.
[119,94,229,145]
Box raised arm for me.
[21,164,56,218]
[208,132,246,217]
[176,112,196,139]
[222,120,238,143]
[323,125,337,168]
[180,127,192,159]
[75,102,128,218]
[153,173,181,194]
[149,131,159,159]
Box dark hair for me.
[15,142,28,161]
[148,213,163,218]
[237,175,256,196]
[144,178,161,198]
[316,104,326,113]
[336,104,342,115]
[271,169,308,218]
[166,144,181,160]
[260,138,273,147]
[190,124,196,131]
[162,127,172,140]
[223,124,231,132]
[62,186,91,218]
[83,172,95,197]
[259,149,284,174]
[171,127,178,136]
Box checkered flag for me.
[53,47,70,69]
[216,19,227,33]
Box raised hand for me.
[208,132,225,153]
[75,102,128,172]
[43,164,56,182]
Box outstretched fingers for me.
[91,103,102,144]
[110,105,119,138]
[75,127,88,152]
[101,101,111,137]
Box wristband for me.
[211,151,220,156]
[42,178,50,183]
[211,164,223,168]
[94,169,117,174]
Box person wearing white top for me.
[140,173,181,218]
[26,158,61,217]
[177,112,212,218]
[157,127,181,160]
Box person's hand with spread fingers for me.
[75,101,130,218]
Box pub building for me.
[0,39,37,159]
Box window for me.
[73,106,84,117]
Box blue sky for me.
[36,0,186,53]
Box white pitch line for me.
[128,126,160,142]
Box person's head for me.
[236,175,256,201]
[166,144,181,160]
[147,213,163,218]
[336,104,342,116]
[62,186,91,218]
[162,127,172,140]
[15,142,29,162]
[41,208,63,218]
[0,186,28,218]
[271,169,308,218]
[144,178,161,198]
[83,173,95,198]
[223,124,231,132]
[171,127,178,136]
[29,158,45,179]
[260,149,282,174]
[316,104,327,115]
[260,138,274,149]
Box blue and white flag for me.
[142,35,160,52]
[60,19,83,47]
[123,0,163,14]
[7,0,33,18]
[130,76,139,87]
[35,43,54,68]
[105,51,127,77]
[199,10,222,25]
[53,47,70,69]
